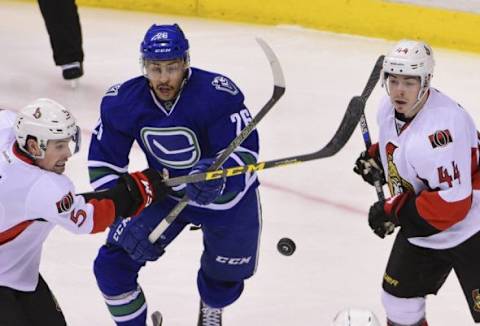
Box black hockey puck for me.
[277,237,296,256]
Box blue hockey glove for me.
[107,217,164,263]
[185,158,226,205]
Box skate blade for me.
[151,311,163,326]
[69,79,80,89]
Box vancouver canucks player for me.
[88,23,261,326]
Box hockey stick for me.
[163,96,366,187]
[160,57,385,187]
[357,55,395,234]
[148,38,286,243]
[358,55,385,201]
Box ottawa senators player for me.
[354,40,480,325]
[0,99,168,325]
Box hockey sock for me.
[102,286,148,326]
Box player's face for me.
[36,138,73,174]
[144,58,187,101]
[387,74,422,117]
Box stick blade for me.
[256,37,286,89]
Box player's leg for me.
[37,0,84,79]
[94,206,188,326]
[197,189,261,325]
[382,232,451,326]
[0,285,32,325]
[20,274,66,325]
[0,275,66,326]
[450,230,480,322]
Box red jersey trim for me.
[0,220,34,245]
[88,199,115,234]
[416,192,471,230]
[12,143,34,165]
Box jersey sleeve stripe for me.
[88,199,116,233]
[87,160,128,173]
[91,175,120,191]
[416,191,472,230]
[89,166,122,183]
[0,220,34,245]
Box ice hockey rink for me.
[2,1,480,325]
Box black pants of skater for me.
[38,0,84,66]
[0,274,67,326]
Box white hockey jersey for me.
[0,110,114,291]
[377,88,480,249]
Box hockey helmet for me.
[332,308,381,326]
[382,40,434,99]
[140,24,189,63]
[15,98,81,159]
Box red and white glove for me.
[121,168,168,216]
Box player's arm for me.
[207,102,260,195]
[88,91,135,191]
[28,170,168,234]
[81,168,168,223]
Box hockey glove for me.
[107,217,164,263]
[353,143,386,186]
[185,158,226,205]
[368,192,410,238]
[119,168,169,217]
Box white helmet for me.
[15,98,81,158]
[382,39,434,100]
[332,308,381,326]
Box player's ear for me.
[26,138,41,157]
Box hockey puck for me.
[277,237,296,256]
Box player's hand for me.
[353,143,386,186]
[368,193,410,238]
[185,158,226,205]
[120,168,169,216]
[107,217,164,263]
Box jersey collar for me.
[12,142,35,165]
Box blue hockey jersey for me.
[88,67,260,212]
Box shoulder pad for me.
[211,76,239,96]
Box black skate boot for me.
[197,300,222,326]
[61,61,83,80]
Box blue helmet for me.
[140,24,189,62]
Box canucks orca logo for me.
[212,76,239,95]
[141,127,201,169]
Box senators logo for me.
[56,192,74,213]
[429,129,452,149]
[472,289,480,312]
[385,142,414,196]
[33,107,42,119]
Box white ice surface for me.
[1,1,480,325]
